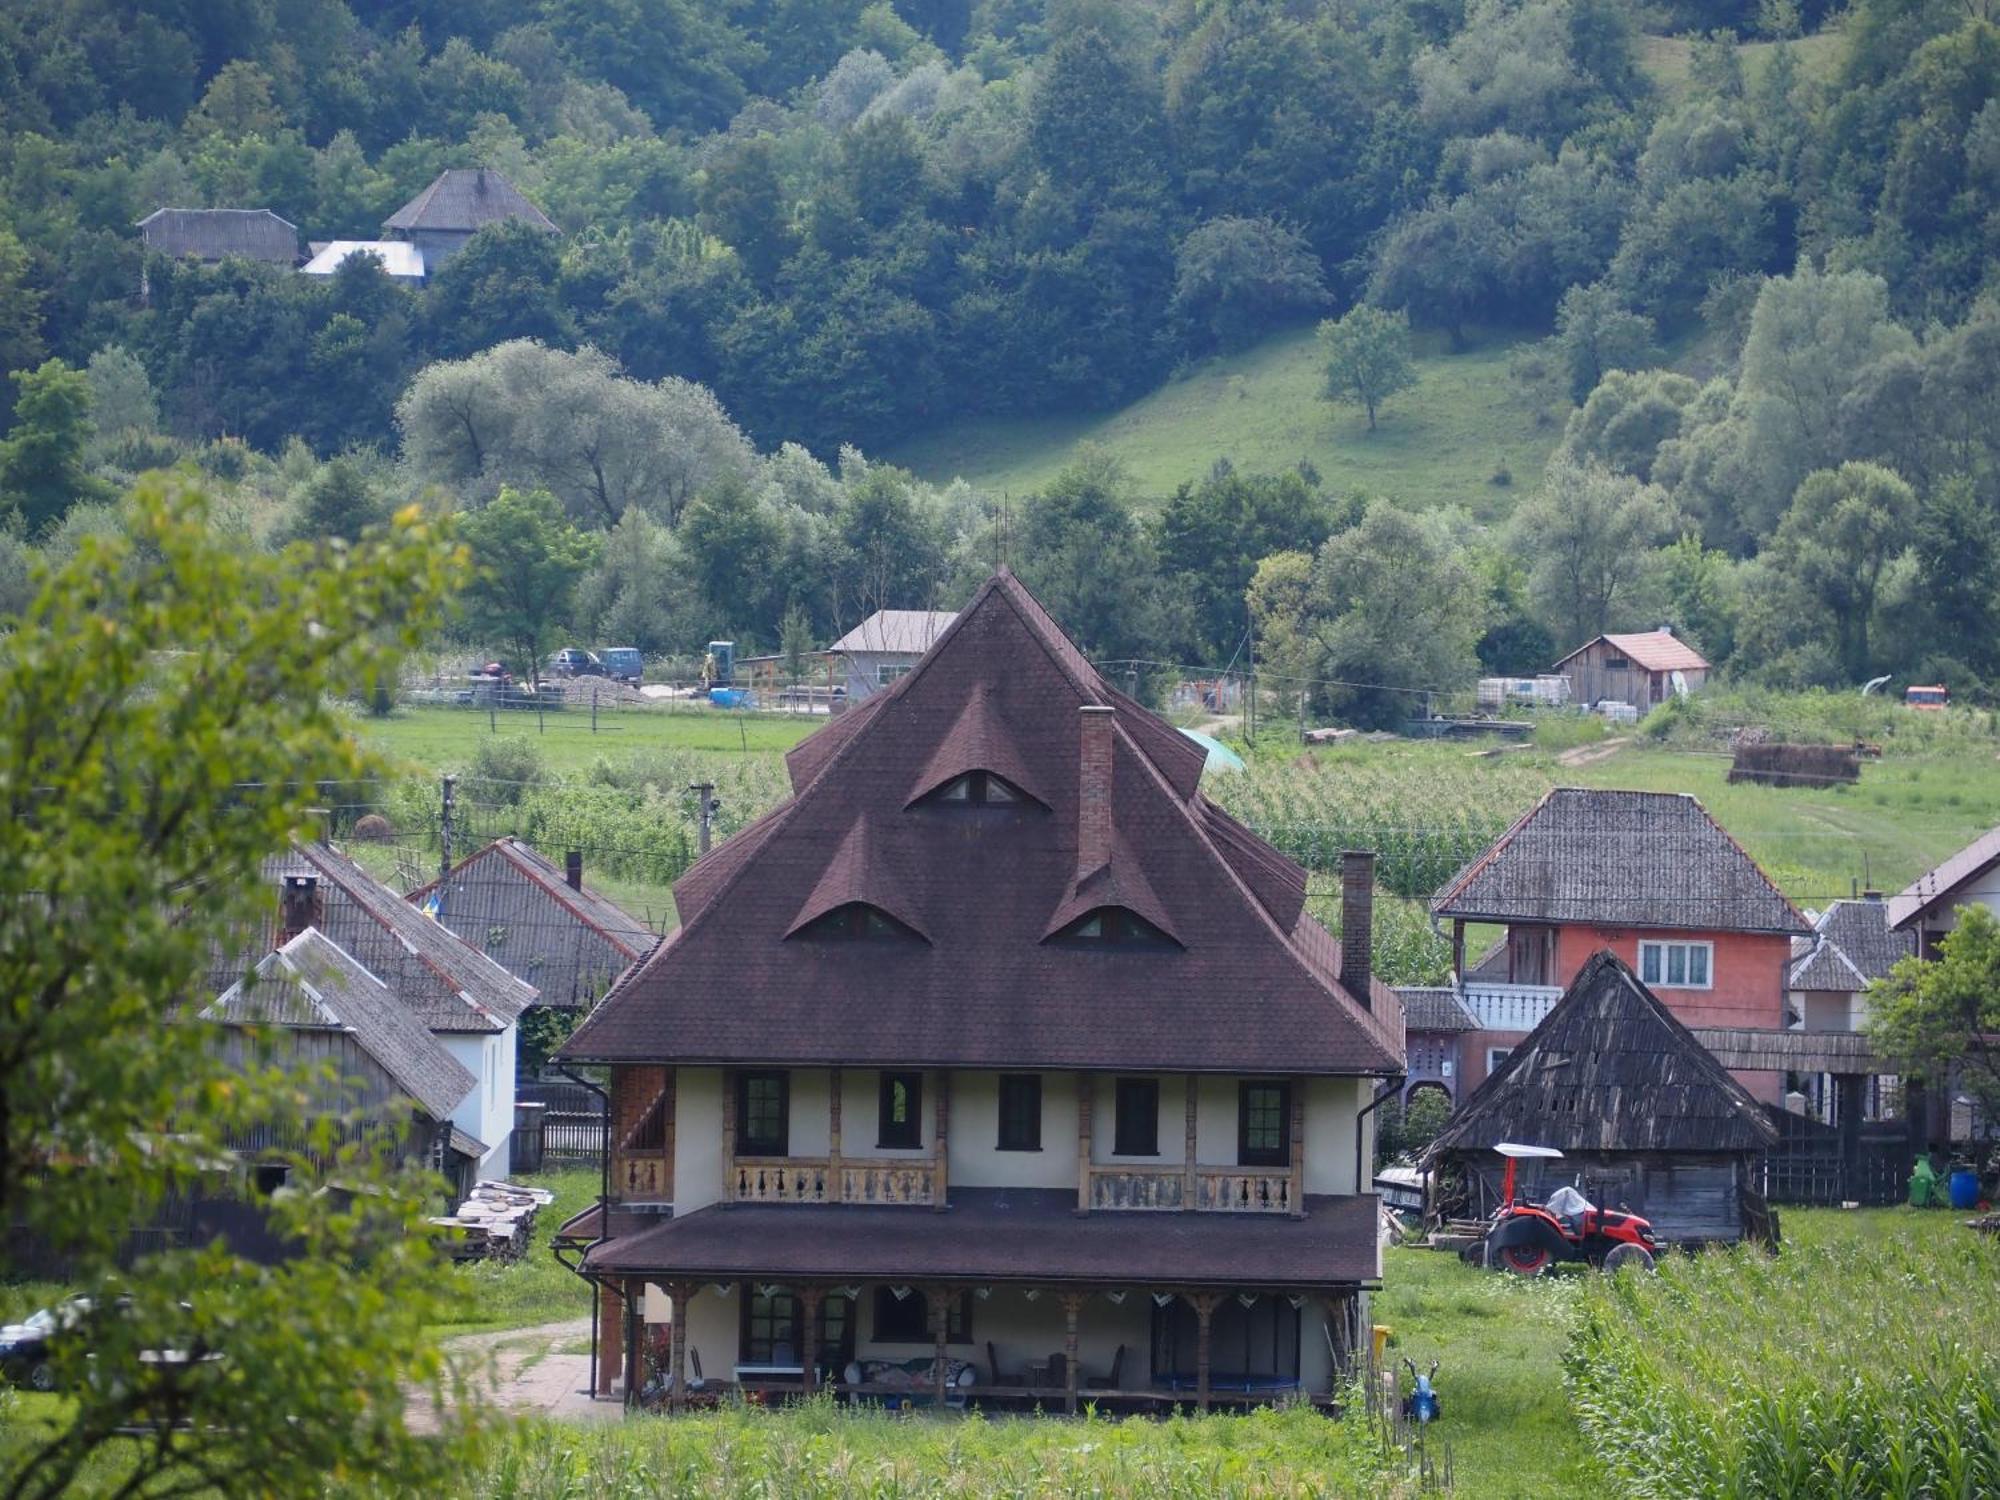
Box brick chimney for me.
[1078,705,1116,876]
[565,849,584,891]
[278,874,321,947]
[1340,850,1375,1010]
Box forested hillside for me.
[3,0,1999,711]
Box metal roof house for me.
[1427,951,1779,1244]
[300,240,427,280]
[556,569,1403,1411]
[382,168,557,269]
[1888,824,2000,955]
[827,609,958,701]
[137,208,300,265]
[1551,630,1709,711]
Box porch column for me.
[721,1068,737,1203]
[623,1277,643,1408]
[597,1281,624,1399]
[827,1069,843,1204]
[934,1070,950,1211]
[1289,1078,1306,1216]
[1061,1293,1082,1415]
[665,1280,694,1413]
[800,1285,824,1396]
[1190,1292,1218,1413]
[1182,1076,1198,1206]
[1076,1076,1092,1215]
[929,1285,951,1407]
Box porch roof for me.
[581,1188,1379,1288]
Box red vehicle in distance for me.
[1483,1143,1659,1276]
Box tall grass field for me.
[1568,1213,2000,1498]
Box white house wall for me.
[947,1071,1079,1189]
[442,1026,515,1180]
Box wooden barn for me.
[1427,950,1779,1246]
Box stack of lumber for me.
[429,1181,555,1261]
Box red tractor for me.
[1483,1144,1659,1275]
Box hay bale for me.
[1727,742,1860,788]
[351,812,396,842]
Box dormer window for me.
[928,771,1025,806]
[1051,905,1179,950]
[793,901,924,943]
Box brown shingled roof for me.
[383,168,557,235]
[1552,630,1710,674]
[562,570,1403,1075]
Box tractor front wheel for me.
[1497,1244,1551,1276]
[1602,1243,1656,1275]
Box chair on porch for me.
[645,1348,707,1407]
[1085,1345,1125,1392]
[986,1341,1020,1388]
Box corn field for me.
[1567,1218,2000,1498]
[1209,750,1550,898]
[452,1399,1409,1499]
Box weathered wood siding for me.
[1457,1150,1746,1243]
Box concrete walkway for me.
[414,1317,617,1429]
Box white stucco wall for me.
[1918,868,2000,938]
[442,1025,514,1181]
[674,1067,725,1213]
[1303,1076,1366,1196]
[835,1070,933,1161]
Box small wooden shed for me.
[1427,950,1779,1245]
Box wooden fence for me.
[1757,1108,1908,1206]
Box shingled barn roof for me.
[383,168,557,235]
[1397,986,1480,1033]
[410,838,659,1010]
[1428,950,1778,1157]
[1551,630,1709,674]
[564,570,1404,1074]
[1432,787,1809,935]
[1789,898,1911,991]
[136,208,298,263]
[206,930,475,1120]
[222,843,537,1034]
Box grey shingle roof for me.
[1432,787,1809,935]
[234,843,537,1033]
[1428,950,1778,1157]
[409,839,658,1010]
[383,169,557,235]
[206,930,475,1120]
[136,208,298,263]
[1789,899,1912,990]
[1397,986,1479,1033]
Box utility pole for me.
[439,773,457,884]
[689,781,718,856]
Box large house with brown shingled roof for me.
[1432,787,1811,1102]
[555,570,1404,1411]
[382,167,557,270]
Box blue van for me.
[600,646,643,684]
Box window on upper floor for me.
[793,902,923,943]
[922,770,1028,807]
[1051,906,1178,950]
[1604,655,1629,670]
[736,1070,789,1156]
[997,1073,1042,1151]
[1487,1047,1512,1074]
[1238,1081,1290,1167]
[877,1070,923,1149]
[1113,1076,1159,1156]
[1638,939,1712,989]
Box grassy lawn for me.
[357,705,817,780]
[888,329,1561,520]
[1638,27,1846,100]
[430,1168,601,1339]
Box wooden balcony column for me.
[596,1281,625,1399]
[1289,1078,1306,1218]
[1061,1293,1083,1415]
[1190,1292,1219,1412]
[827,1068,843,1204]
[720,1067,736,1205]
[1075,1076,1093,1216]
[1182,1075,1198,1203]
[933,1069,950,1211]
[665,1280,696,1412]
[622,1277,644,1408]
[799,1284,824,1396]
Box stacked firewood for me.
[429,1181,555,1261]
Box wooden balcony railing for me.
[730,1157,937,1206]
[1086,1166,1295,1213]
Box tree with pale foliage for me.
[0,480,485,1500]
[1318,306,1417,431]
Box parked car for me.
[548,648,604,678]
[600,646,643,684]
[0,1299,86,1391]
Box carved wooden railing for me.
[1087,1166,1295,1213]
[615,1156,669,1200]
[730,1157,937,1206]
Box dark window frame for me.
[1237,1080,1291,1167]
[736,1070,790,1156]
[877,1070,924,1149]
[996,1073,1042,1152]
[1051,905,1179,950]
[871,1287,972,1343]
[794,902,923,944]
[736,1288,857,1372]
[1113,1076,1160,1157]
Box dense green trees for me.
[457,484,599,676]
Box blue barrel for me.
[1949,1168,1980,1210]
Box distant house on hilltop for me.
[300,240,427,281]
[828,609,957,701]
[1552,629,1708,711]
[382,167,557,269]
[137,207,301,266]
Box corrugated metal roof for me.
[826,609,958,656]
[300,240,426,278]
[206,931,475,1120]
[1888,825,2000,929]
[383,168,557,235]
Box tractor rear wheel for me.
[1602,1243,1656,1274]
[1497,1244,1551,1276]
